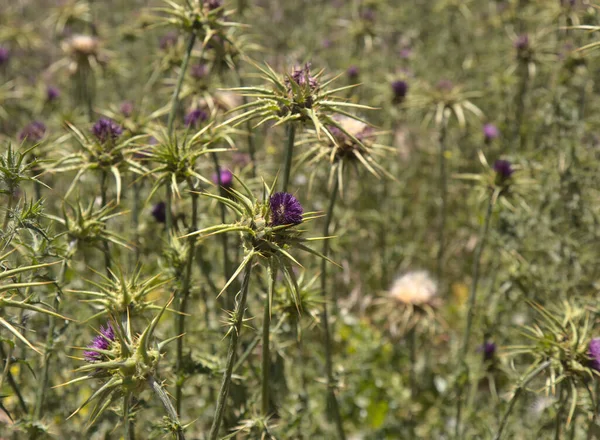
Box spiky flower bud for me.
[483,123,499,142]
[481,341,496,361]
[347,65,359,80]
[152,201,167,223]
[212,168,233,188]
[391,80,408,103]
[269,192,303,226]
[92,118,123,143]
[493,159,514,184]
[19,121,46,142]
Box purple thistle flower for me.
[483,123,500,141]
[0,47,9,66]
[347,65,359,80]
[19,121,46,142]
[493,159,514,180]
[515,34,529,51]
[400,47,412,59]
[185,108,208,128]
[159,32,178,50]
[151,201,167,223]
[120,101,134,117]
[589,338,600,371]
[190,63,208,80]
[92,118,123,143]
[289,63,319,90]
[205,0,223,10]
[269,192,303,226]
[212,168,233,188]
[480,341,496,361]
[391,80,408,103]
[83,323,115,362]
[46,86,60,102]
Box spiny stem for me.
[493,361,551,440]
[167,32,197,135]
[455,194,496,438]
[209,260,254,440]
[175,180,199,416]
[149,376,186,440]
[320,175,346,440]
[281,124,296,192]
[262,264,275,416]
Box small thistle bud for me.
[400,47,412,59]
[437,79,454,92]
[493,159,514,184]
[68,34,99,56]
[514,34,529,51]
[391,80,408,103]
[347,65,359,80]
[288,63,319,91]
[360,7,376,22]
[480,341,496,361]
[46,86,60,102]
[0,47,10,66]
[159,32,178,50]
[120,100,134,117]
[83,323,115,362]
[92,118,123,143]
[205,0,223,11]
[483,123,499,142]
[184,108,208,128]
[19,121,46,142]
[151,201,167,223]
[269,192,303,226]
[212,169,233,188]
[589,338,600,371]
[190,63,208,80]
[388,271,438,306]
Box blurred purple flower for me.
[190,63,208,80]
[212,168,233,188]
[83,323,115,362]
[205,0,223,10]
[0,47,9,66]
[483,123,500,141]
[589,338,600,371]
[92,118,123,143]
[347,65,359,80]
[400,47,412,59]
[515,34,529,51]
[159,32,178,50]
[120,101,134,117]
[289,63,319,90]
[151,201,167,223]
[19,121,46,142]
[493,159,514,180]
[391,80,408,103]
[269,192,303,226]
[437,79,454,92]
[480,341,496,361]
[185,108,208,128]
[46,86,60,102]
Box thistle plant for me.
[182,177,331,438]
[63,299,185,439]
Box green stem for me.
[262,264,275,416]
[436,118,448,289]
[165,183,173,233]
[455,194,496,438]
[100,170,111,275]
[234,67,257,178]
[281,124,296,192]
[175,181,199,416]
[2,191,14,231]
[149,376,186,440]
[167,32,197,135]
[0,343,27,414]
[209,259,254,440]
[123,392,132,440]
[493,360,551,440]
[132,180,141,262]
[320,175,346,440]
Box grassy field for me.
[2,0,600,439]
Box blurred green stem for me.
[175,179,199,416]
[281,124,296,192]
[149,376,186,440]
[209,259,254,440]
[100,170,111,275]
[493,360,550,440]
[234,67,257,177]
[167,32,196,134]
[262,263,275,416]
[320,175,346,440]
[2,191,14,230]
[0,342,27,414]
[165,183,173,233]
[436,117,448,289]
[455,192,496,437]
[123,392,133,440]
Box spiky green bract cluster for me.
[506,301,597,426]
[221,62,373,135]
[0,142,47,196]
[143,123,235,198]
[51,122,146,203]
[65,299,178,429]
[69,266,171,319]
[183,177,332,308]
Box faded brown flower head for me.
[388,271,438,305]
[68,35,99,56]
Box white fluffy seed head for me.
[388,270,438,305]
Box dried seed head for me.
[388,271,438,305]
[68,35,99,56]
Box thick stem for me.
[167,32,197,135]
[123,393,131,440]
[149,376,186,440]
[436,119,448,289]
[320,176,346,440]
[261,264,275,416]
[175,182,199,415]
[455,194,495,438]
[281,124,296,193]
[493,360,551,440]
[209,260,253,440]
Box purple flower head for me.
[321,39,332,49]
[483,123,500,141]
[391,80,408,103]
[493,159,514,180]
[212,168,233,188]
[205,0,223,10]
[120,100,134,117]
[289,63,319,90]
[515,34,529,51]
[400,47,412,59]
[347,65,359,80]
[0,47,9,66]
[185,108,208,128]
[360,7,376,22]
[589,338,600,371]
[92,118,123,143]
[190,63,208,80]
[437,79,454,92]
[83,323,115,362]
[269,192,303,226]
[19,121,46,142]
[46,86,60,102]
[480,341,496,361]
[159,32,178,50]
[151,201,166,223]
